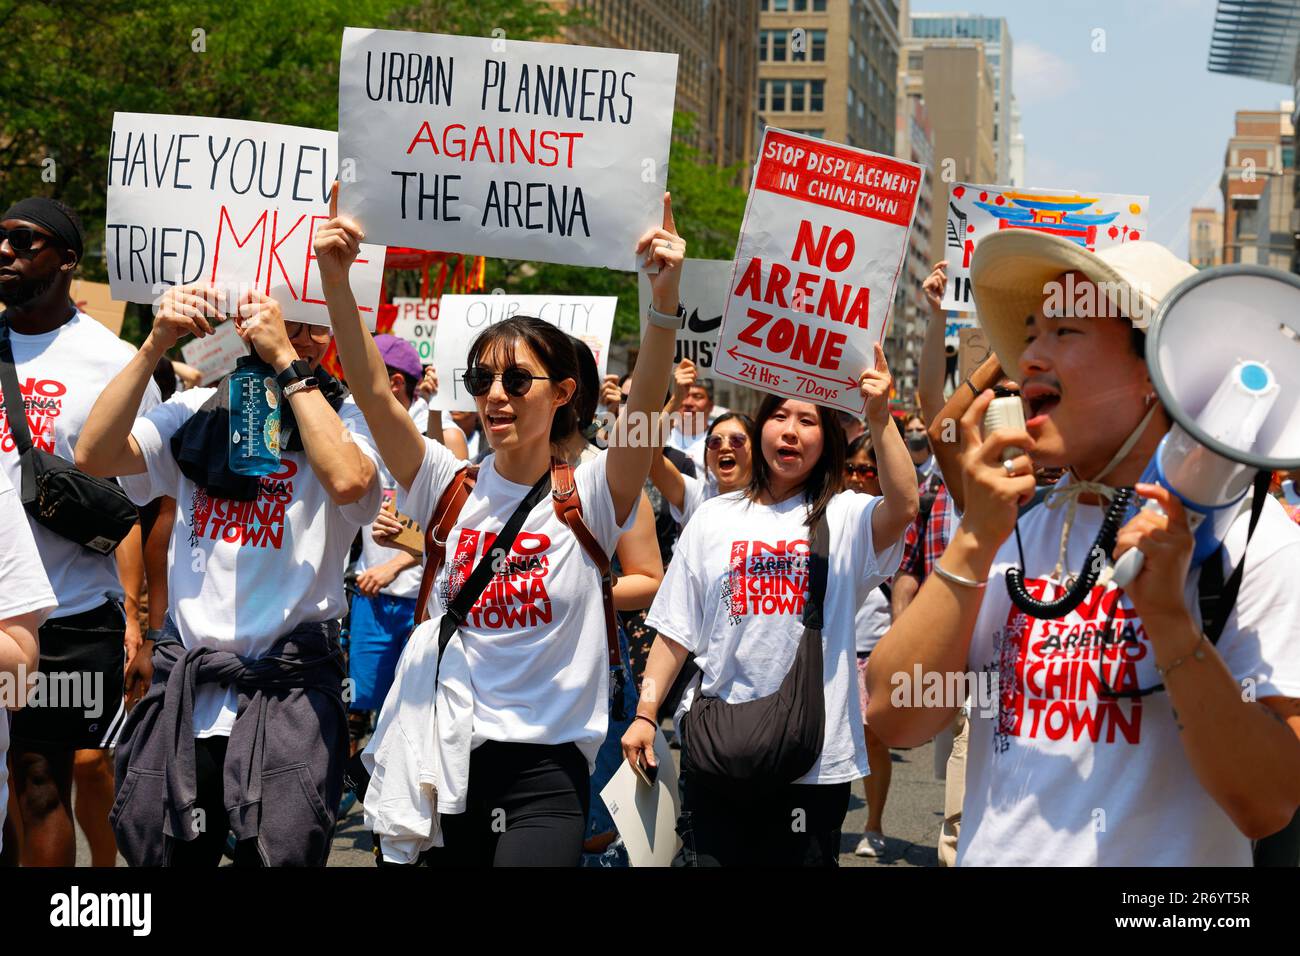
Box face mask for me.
[905,433,929,453]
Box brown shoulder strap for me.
[550,457,620,668]
[414,466,475,626]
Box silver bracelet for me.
[646,303,685,330]
[1155,633,1208,680]
[933,562,987,589]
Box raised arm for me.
[916,261,949,426]
[927,353,1003,514]
[648,447,688,514]
[861,343,919,552]
[606,192,683,526]
[315,182,426,489]
[78,285,221,477]
[611,491,665,612]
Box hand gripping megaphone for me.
[1110,264,1300,587]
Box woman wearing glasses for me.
[648,411,754,529]
[314,187,684,866]
[76,285,384,867]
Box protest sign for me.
[105,112,385,328]
[390,297,438,365]
[941,184,1149,312]
[70,280,126,336]
[336,28,678,272]
[180,318,247,384]
[712,129,921,415]
[637,258,730,372]
[958,326,992,382]
[431,294,616,411]
[945,314,976,348]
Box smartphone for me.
[633,752,658,787]
[982,394,1026,463]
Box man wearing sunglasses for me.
[0,197,161,865]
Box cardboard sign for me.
[637,258,730,372]
[379,497,425,558]
[336,28,678,272]
[105,112,386,328]
[390,297,438,365]
[70,280,127,336]
[713,129,921,415]
[941,183,1149,312]
[958,326,992,382]
[598,727,679,867]
[430,294,615,411]
[179,318,247,385]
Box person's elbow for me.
[326,463,376,505]
[1226,792,1300,841]
[74,441,110,477]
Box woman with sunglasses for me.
[843,434,895,858]
[314,186,684,866]
[622,344,918,866]
[648,411,754,529]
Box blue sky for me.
[909,0,1293,257]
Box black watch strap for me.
[275,359,312,389]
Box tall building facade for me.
[1220,105,1296,270]
[756,0,901,155]
[553,0,759,167]
[1188,207,1224,268]
[910,12,1013,182]
[887,88,935,401]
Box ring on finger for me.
[1002,458,1018,477]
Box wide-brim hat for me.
[970,231,1198,375]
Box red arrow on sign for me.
[726,347,859,389]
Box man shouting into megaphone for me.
[866,231,1300,866]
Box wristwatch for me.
[646,302,686,330]
[275,359,313,390]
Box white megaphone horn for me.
[1109,264,1300,588]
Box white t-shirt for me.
[401,441,637,770]
[355,398,424,601]
[119,387,383,736]
[0,465,57,853]
[855,586,891,655]
[959,483,1300,866]
[667,424,707,475]
[668,472,717,529]
[407,395,430,436]
[0,312,160,616]
[647,490,904,784]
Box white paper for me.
[430,293,615,411]
[179,318,246,384]
[638,258,731,373]
[106,111,385,328]
[940,183,1150,312]
[598,727,679,868]
[389,297,439,366]
[336,28,678,272]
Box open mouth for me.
[486,411,517,431]
[1021,382,1061,428]
[776,447,800,464]
[716,453,737,472]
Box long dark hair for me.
[747,395,847,528]
[466,317,582,444]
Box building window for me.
[773,0,788,10]
[770,80,787,112]
[813,0,826,9]
[792,0,807,10]
[791,80,806,112]
[810,79,824,112]
[772,29,786,61]
[811,29,826,61]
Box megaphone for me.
[1110,264,1300,587]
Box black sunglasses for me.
[285,321,332,343]
[462,365,556,398]
[846,463,877,478]
[0,226,55,256]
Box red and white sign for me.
[390,296,438,364]
[713,129,921,414]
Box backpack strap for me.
[1197,469,1271,646]
[550,457,620,668]
[414,465,475,626]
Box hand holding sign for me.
[150,284,221,349]
[922,260,948,317]
[636,192,686,314]
[314,181,367,287]
[417,366,439,400]
[859,343,893,424]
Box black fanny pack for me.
[1,320,138,554]
[681,510,830,793]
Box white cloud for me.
[1014,41,1079,106]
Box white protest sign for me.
[598,727,679,867]
[105,112,385,328]
[638,258,730,372]
[941,183,1149,312]
[390,297,439,365]
[180,318,247,384]
[713,129,921,415]
[336,28,678,272]
[431,294,616,411]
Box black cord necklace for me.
[1005,487,1135,619]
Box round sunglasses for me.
[462,365,556,398]
[705,433,749,451]
[845,463,878,478]
[285,321,332,343]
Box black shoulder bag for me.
[0,322,139,554]
[680,509,831,794]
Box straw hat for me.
[969,231,1197,375]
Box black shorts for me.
[10,601,127,751]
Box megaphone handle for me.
[1109,498,1164,588]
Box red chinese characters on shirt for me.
[0,377,65,454]
[994,578,1150,750]
[442,529,553,629]
[720,538,810,624]
[189,458,297,550]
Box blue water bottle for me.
[228,356,282,476]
